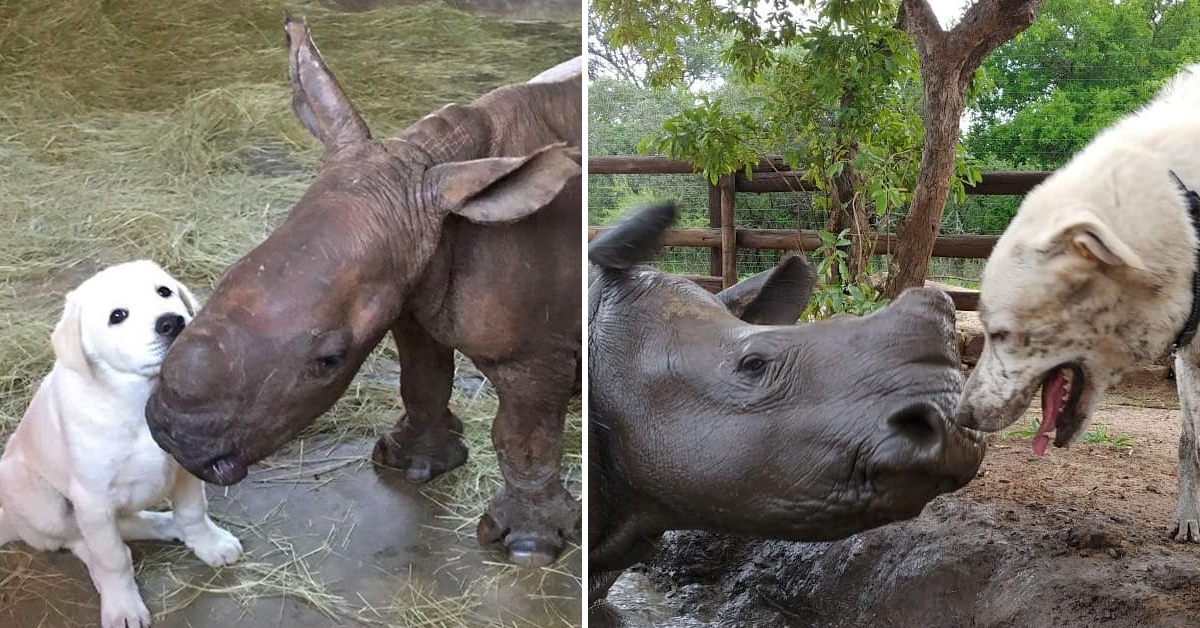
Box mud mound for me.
[644,495,1199,627]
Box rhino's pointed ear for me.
[717,256,816,325]
[286,16,371,155]
[588,202,678,269]
[430,144,580,224]
[52,291,91,375]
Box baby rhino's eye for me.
[156,286,173,298]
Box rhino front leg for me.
[372,319,468,483]
[476,355,580,567]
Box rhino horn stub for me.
[587,202,678,270]
[285,16,371,155]
[716,255,815,325]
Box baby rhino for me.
[587,203,985,616]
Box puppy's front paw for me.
[100,588,151,628]
[188,524,243,567]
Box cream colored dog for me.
[0,260,242,628]
[956,63,1200,541]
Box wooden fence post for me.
[707,178,722,278]
[718,174,737,289]
[586,156,1049,309]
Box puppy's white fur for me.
[958,63,1200,541]
[0,260,242,628]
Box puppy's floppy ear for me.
[176,283,200,317]
[1046,213,1147,271]
[52,291,91,375]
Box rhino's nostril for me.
[887,403,945,449]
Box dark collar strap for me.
[1171,170,1200,353]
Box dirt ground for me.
[607,365,1200,626]
[0,436,581,628]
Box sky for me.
[927,0,974,28]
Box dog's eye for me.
[108,309,128,325]
[156,286,173,298]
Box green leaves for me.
[969,0,1200,169]
[804,228,888,320]
[637,96,763,185]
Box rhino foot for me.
[371,411,468,483]
[477,482,580,567]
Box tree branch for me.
[899,0,946,56]
[950,0,1045,76]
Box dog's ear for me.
[176,283,200,318]
[1049,216,1147,271]
[51,291,91,375]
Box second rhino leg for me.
[476,355,580,567]
[372,318,467,483]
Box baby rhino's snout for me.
[155,314,186,340]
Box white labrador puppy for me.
[0,260,242,628]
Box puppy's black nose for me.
[156,314,186,339]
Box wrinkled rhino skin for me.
[146,17,582,567]
[587,203,986,618]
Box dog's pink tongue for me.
[1035,370,1066,456]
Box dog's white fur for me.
[957,62,1200,542]
[0,260,242,628]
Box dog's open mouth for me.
[1034,363,1086,456]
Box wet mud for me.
[0,438,581,627]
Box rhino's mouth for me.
[1033,363,1085,455]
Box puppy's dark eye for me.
[156,286,173,298]
[108,309,128,325]
[738,355,768,374]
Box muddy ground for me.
[608,367,1200,626]
[0,435,581,627]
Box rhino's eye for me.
[313,352,345,376]
[988,330,1010,343]
[738,355,768,374]
[317,354,342,368]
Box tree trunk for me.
[888,63,964,295]
[831,158,871,281]
[885,0,1044,298]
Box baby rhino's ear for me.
[52,291,91,375]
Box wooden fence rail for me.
[587,155,1051,310]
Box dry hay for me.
[0,0,580,625]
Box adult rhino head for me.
[587,203,985,604]
[145,17,580,489]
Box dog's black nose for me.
[155,314,186,339]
